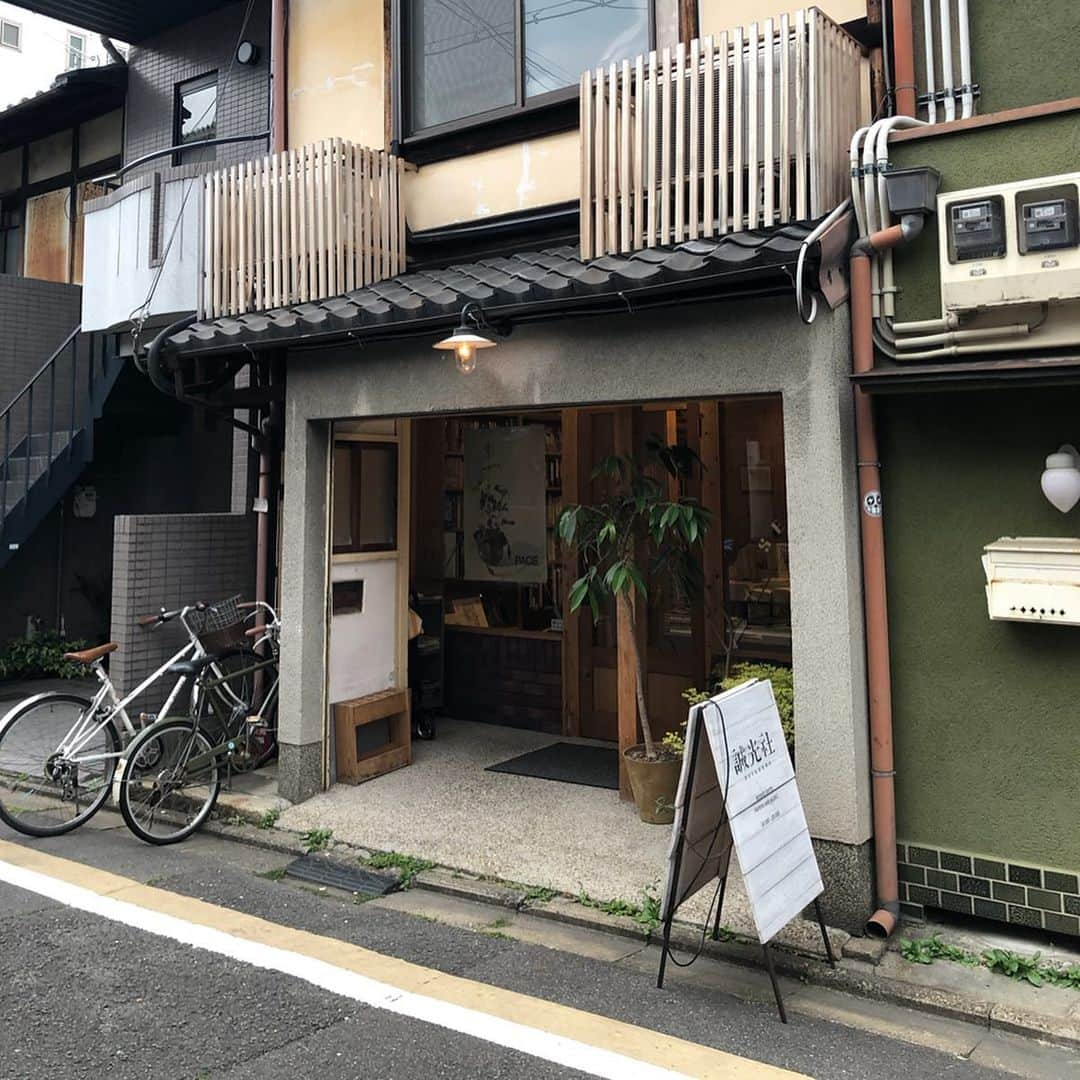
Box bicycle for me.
[116,607,280,845]
[0,597,276,838]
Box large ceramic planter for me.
[623,745,682,824]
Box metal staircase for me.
[0,327,125,571]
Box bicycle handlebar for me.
[136,602,207,628]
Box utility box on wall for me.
[939,173,1080,313]
[982,537,1080,625]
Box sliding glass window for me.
[403,0,651,137]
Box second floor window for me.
[175,72,218,163]
[0,20,21,50]
[66,32,85,69]
[403,0,651,138]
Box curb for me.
[206,818,1080,1051]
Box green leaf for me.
[568,577,590,611]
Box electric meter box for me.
[982,537,1080,626]
[939,173,1080,312]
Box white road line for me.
[0,858,691,1080]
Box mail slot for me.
[982,537,1080,626]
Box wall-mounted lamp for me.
[433,302,499,374]
[1041,444,1080,513]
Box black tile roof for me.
[168,224,820,357]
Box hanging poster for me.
[463,425,548,584]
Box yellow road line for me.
[0,839,807,1079]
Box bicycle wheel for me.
[201,648,279,771]
[117,718,221,845]
[0,693,118,837]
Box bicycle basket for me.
[189,595,248,653]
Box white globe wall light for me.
[1040,444,1080,513]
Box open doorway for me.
[323,398,791,796]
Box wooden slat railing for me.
[202,139,405,319]
[580,8,869,259]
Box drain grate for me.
[285,855,399,898]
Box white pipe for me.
[938,0,955,122]
[957,0,973,119]
[794,198,852,323]
[892,324,1030,349]
[922,0,937,124]
[892,314,960,333]
[875,117,929,317]
[850,127,872,237]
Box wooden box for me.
[334,688,411,784]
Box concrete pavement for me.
[0,819,1077,1079]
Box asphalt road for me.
[0,818,1064,1080]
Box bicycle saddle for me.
[63,643,118,664]
[168,655,217,679]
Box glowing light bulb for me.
[456,342,477,374]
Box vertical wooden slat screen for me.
[578,7,869,260]
[202,140,407,319]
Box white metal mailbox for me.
[982,537,1080,626]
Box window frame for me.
[173,71,219,163]
[332,440,400,556]
[393,0,654,162]
[66,31,85,70]
[0,19,21,50]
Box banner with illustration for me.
[463,425,547,584]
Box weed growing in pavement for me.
[224,813,247,828]
[301,827,333,853]
[900,934,1080,990]
[522,884,557,905]
[258,808,281,829]
[575,883,663,933]
[257,867,288,881]
[361,850,435,889]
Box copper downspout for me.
[851,218,922,939]
[257,0,286,617]
[891,0,918,117]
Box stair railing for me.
[0,325,82,524]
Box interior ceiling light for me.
[433,302,498,374]
[1041,444,1080,513]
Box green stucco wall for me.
[880,388,1080,872]
[912,1,1080,117]
[888,114,1080,322]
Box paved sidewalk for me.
[205,807,1080,1054]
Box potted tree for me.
[559,437,710,824]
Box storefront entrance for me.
[326,397,792,794]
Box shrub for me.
[0,632,89,682]
[665,661,795,757]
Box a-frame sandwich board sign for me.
[656,678,836,1021]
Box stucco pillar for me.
[783,307,874,930]
[277,410,330,803]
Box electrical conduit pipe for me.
[850,217,924,939]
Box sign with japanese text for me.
[662,679,823,943]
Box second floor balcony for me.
[580,9,868,259]
[81,139,406,332]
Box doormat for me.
[285,855,400,898]
[485,742,618,790]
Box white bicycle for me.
[0,596,277,838]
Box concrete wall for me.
[879,388,1080,878]
[124,0,270,175]
[277,297,873,925]
[110,512,256,713]
[0,4,115,110]
[698,0,865,38]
